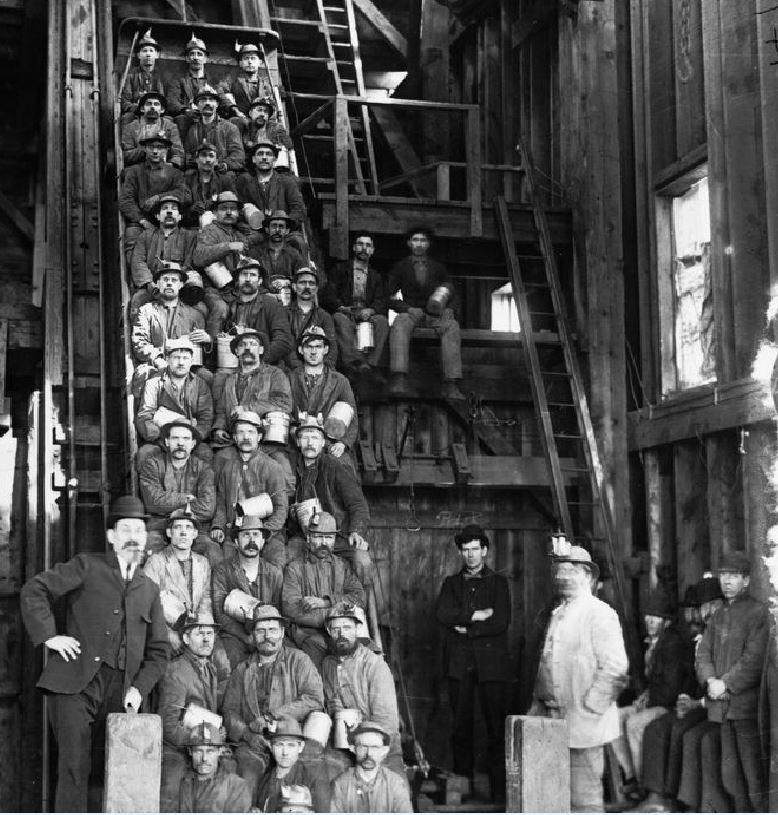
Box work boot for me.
[441,379,466,401]
[389,373,414,397]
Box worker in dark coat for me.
[182,141,237,227]
[19,495,169,812]
[121,91,184,168]
[254,209,306,286]
[285,269,338,371]
[695,552,770,812]
[321,232,389,375]
[435,523,511,802]
[166,34,213,128]
[120,28,165,123]
[182,84,245,172]
[176,722,252,812]
[611,591,696,799]
[212,515,284,668]
[218,43,274,119]
[255,718,330,812]
[235,96,293,154]
[387,226,463,400]
[158,611,231,811]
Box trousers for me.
[49,664,126,812]
[570,746,605,811]
[333,312,389,368]
[611,704,668,782]
[720,718,767,812]
[389,308,462,380]
[641,705,707,797]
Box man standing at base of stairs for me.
[387,226,464,401]
[435,523,511,804]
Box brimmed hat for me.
[136,28,160,52]
[166,506,200,531]
[229,407,265,431]
[279,785,313,811]
[348,721,390,747]
[248,140,280,158]
[186,722,225,747]
[454,523,490,549]
[195,140,219,155]
[230,329,268,355]
[232,514,266,536]
[214,190,241,207]
[193,83,220,103]
[326,600,361,625]
[139,129,173,147]
[252,604,286,625]
[137,91,167,111]
[235,42,261,59]
[294,266,321,284]
[308,511,337,535]
[267,718,308,742]
[164,337,195,355]
[264,208,295,226]
[160,416,201,442]
[696,575,724,603]
[175,610,219,633]
[184,33,208,55]
[153,193,182,215]
[107,495,149,528]
[235,255,264,274]
[295,412,325,435]
[249,96,276,113]
[551,544,600,579]
[298,326,329,349]
[717,552,751,576]
[643,592,675,619]
[680,584,699,608]
[152,260,187,282]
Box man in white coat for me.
[528,541,628,811]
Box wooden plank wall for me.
[630,0,778,606]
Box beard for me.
[332,637,358,656]
[357,756,377,770]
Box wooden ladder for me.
[495,142,638,665]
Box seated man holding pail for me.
[387,226,464,401]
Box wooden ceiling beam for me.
[352,0,407,58]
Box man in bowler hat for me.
[20,495,169,811]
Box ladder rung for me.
[539,370,572,377]
[517,254,544,261]
[529,311,558,318]
[554,433,584,440]
[560,465,590,473]
[327,23,349,29]
[546,402,576,408]
[323,5,346,10]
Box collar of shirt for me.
[116,555,137,581]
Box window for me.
[491,282,520,332]
[658,172,715,393]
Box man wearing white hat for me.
[256,718,330,812]
[223,604,324,791]
[120,28,165,123]
[330,722,413,813]
[176,722,252,812]
[158,611,231,811]
[212,514,284,668]
[528,538,628,811]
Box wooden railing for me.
[288,92,527,239]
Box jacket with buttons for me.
[20,552,169,697]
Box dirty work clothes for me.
[256,760,331,812]
[389,308,462,380]
[289,365,358,451]
[640,706,707,797]
[333,311,389,369]
[121,116,184,168]
[212,364,292,432]
[176,767,252,812]
[120,67,165,120]
[330,765,413,813]
[182,117,245,172]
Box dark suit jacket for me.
[435,565,511,683]
[236,171,306,223]
[20,552,169,697]
[387,255,458,314]
[167,73,214,117]
[645,623,697,708]
[320,260,388,315]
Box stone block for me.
[505,714,570,812]
[103,712,162,812]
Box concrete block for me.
[505,714,570,813]
[103,713,162,812]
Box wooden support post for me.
[435,163,450,201]
[0,319,7,410]
[358,440,378,483]
[451,442,472,484]
[644,448,674,599]
[332,95,350,260]
[380,442,399,483]
[467,107,483,237]
[506,714,570,812]
[673,441,710,590]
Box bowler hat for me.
[643,592,675,619]
[267,718,308,741]
[106,495,149,528]
[454,523,490,549]
[717,552,751,576]
[348,721,390,746]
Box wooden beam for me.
[628,379,774,450]
[0,319,6,405]
[0,189,33,243]
[372,107,435,197]
[352,0,407,57]
[332,95,349,259]
[466,107,483,236]
[290,100,333,139]
[511,0,557,47]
